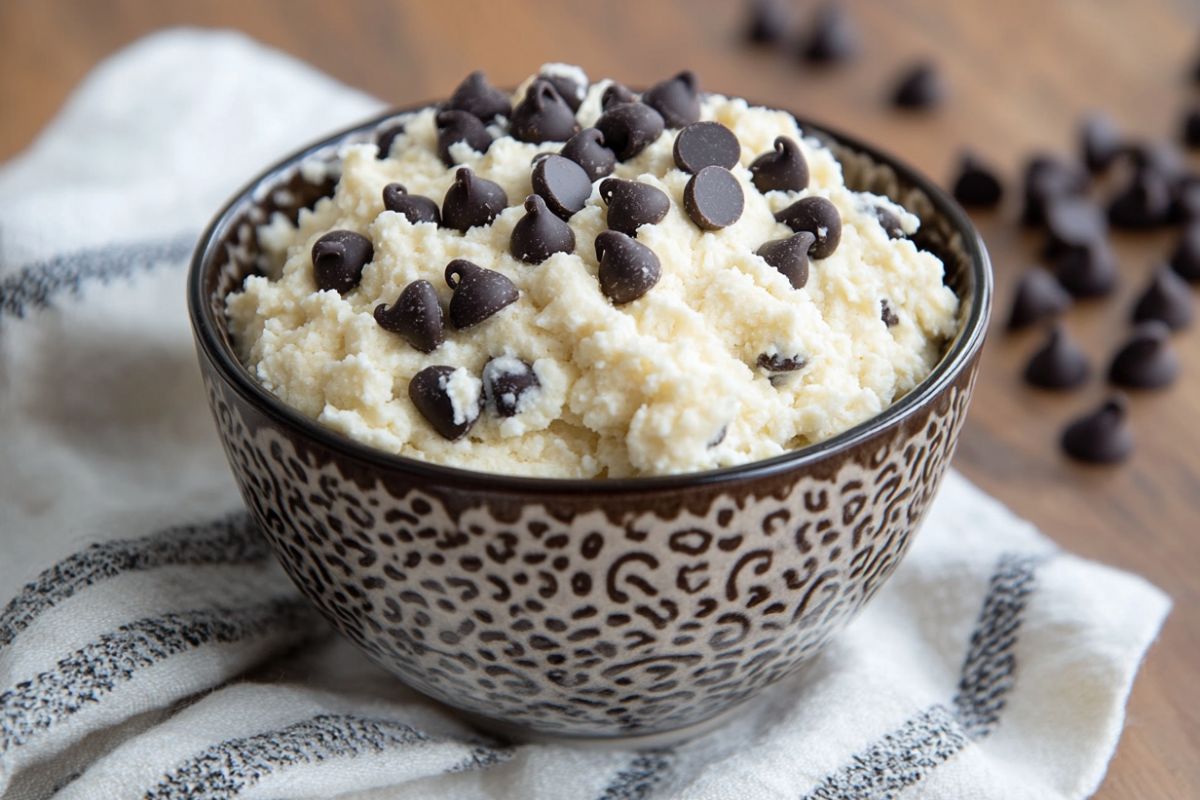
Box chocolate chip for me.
[673,121,740,173]
[409,365,480,440]
[483,357,540,416]
[799,2,859,64]
[641,71,701,128]
[1132,265,1194,331]
[595,230,661,304]
[1169,173,1200,223]
[382,183,441,225]
[1042,196,1106,260]
[1169,223,1200,282]
[446,70,512,123]
[1054,241,1119,298]
[1107,167,1172,229]
[1061,395,1133,464]
[595,103,665,160]
[757,352,806,373]
[560,128,617,182]
[1021,154,1088,227]
[541,73,586,112]
[1183,108,1200,149]
[744,0,789,45]
[511,195,576,264]
[442,168,508,232]
[374,279,444,353]
[757,232,815,289]
[1023,324,1090,390]
[531,154,593,220]
[775,196,841,258]
[600,178,670,236]
[435,110,492,166]
[1081,113,1122,173]
[601,83,638,111]
[683,166,744,230]
[708,424,728,448]
[1109,321,1178,390]
[890,61,944,109]
[510,80,580,144]
[375,121,405,160]
[873,205,906,239]
[444,259,519,328]
[748,136,809,193]
[880,299,900,327]
[311,230,373,294]
[1007,267,1072,330]
[951,152,1003,208]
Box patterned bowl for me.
[187,106,991,742]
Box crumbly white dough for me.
[227,67,959,478]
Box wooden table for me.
[2,1,1196,796]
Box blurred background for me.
[1,1,1197,797]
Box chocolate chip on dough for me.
[684,166,744,230]
[595,230,662,305]
[435,109,492,166]
[510,195,576,264]
[642,71,701,128]
[312,231,373,294]
[595,102,665,160]
[531,154,593,220]
[483,357,540,416]
[511,79,580,144]
[756,232,816,289]
[409,365,480,440]
[541,72,587,112]
[874,205,906,239]
[775,196,841,258]
[599,178,671,236]
[442,168,508,232]
[880,299,900,327]
[756,352,806,372]
[673,121,741,173]
[446,70,512,122]
[382,183,441,225]
[601,83,638,111]
[560,128,617,181]
[748,136,808,193]
[375,121,405,160]
[444,259,519,328]
[374,279,445,353]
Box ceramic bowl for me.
[187,106,991,741]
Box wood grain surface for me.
[1,1,1197,797]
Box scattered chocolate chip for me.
[312,231,373,294]
[951,152,1003,208]
[1007,267,1072,330]
[374,279,445,353]
[600,178,671,236]
[1107,166,1172,229]
[1023,324,1090,390]
[541,72,586,112]
[683,166,744,230]
[799,2,859,64]
[748,136,809,193]
[873,205,907,239]
[435,109,492,166]
[1080,113,1122,173]
[1132,265,1194,330]
[1054,241,1119,298]
[775,196,841,258]
[1042,196,1106,260]
[1061,395,1133,464]
[1021,154,1088,227]
[382,183,441,225]
[1184,108,1200,150]
[1170,223,1200,282]
[560,128,617,182]
[444,259,519,328]
[641,71,701,128]
[409,365,479,440]
[673,121,741,173]
[1169,173,1200,222]
[442,168,508,232]
[595,103,665,160]
[531,154,592,222]
[880,299,900,327]
[1125,140,1187,183]
[446,70,512,123]
[1109,321,1178,389]
[744,0,789,45]
[595,230,661,304]
[890,61,944,109]
[483,357,540,416]
[375,121,405,160]
[510,80,580,144]
[756,352,806,372]
[511,195,576,264]
[757,232,816,289]
[601,82,638,111]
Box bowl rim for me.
[188,102,992,495]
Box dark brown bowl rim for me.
[188,102,992,496]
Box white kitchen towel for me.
[0,29,1170,800]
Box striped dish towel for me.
[0,29,1169,800]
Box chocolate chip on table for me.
[756,352,806,372]
[374,279,445,353]
[748,136,809,193]
[1170,222,1200,282]
[595,103,665,160]
[382,183,441,226]
[1021,154,1088,227]
[798,2,859,64]
[409,365,479,440]
[510,80,580,144]
[560,128,617,182]
[1109,321,1179,390]
[684,166,745,230]
[951,152,1003,208]
[601,82,638,111]
[1007,267,1072,330]
[775,196,842,258]
[1182,108,1200,149]
[1080,113,1122,173]
[1042,196,1106,260]
[1107,166,1172,229]
[599,178,671,236]
[312,231,373,294]
[483,357,540,416]
[375,121,405,160]
[880,299,900,327]
[890,61,944,110]
[756,232,816,289]
[446,70,512,123]
[673,121,741,173]
[595,230,662,304]
[1023,323,1090,390]
[435,110,493,166]
[744,0,789,45]
[641,71,701,128]
[531,154,593,220]
[444,259,519,328]
[442,168,508,232]
[873,205,907,239]
[541,72,587,113]
[1054,241,1119,298]
[511,195,576,264]
[1061,395,1133,464]
[1132,265,1194,331]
